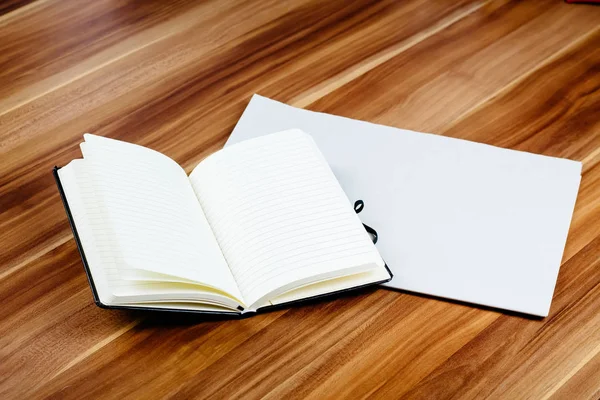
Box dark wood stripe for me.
[0,0,37,17]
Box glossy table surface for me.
[1,1,599,399]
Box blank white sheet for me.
[225,94,582,317]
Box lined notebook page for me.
[59,160,241,310]
[189,129,384,307]
[79,134,243,301]
[59,160,115,304]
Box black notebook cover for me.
[54,166,393,317]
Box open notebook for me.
[55,129,391,315]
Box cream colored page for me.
[60,159,241,310]
[80,134,243,301]
[268,267,390,306]
[58,160,116,305]
[189,129,384,307]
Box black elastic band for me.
[354,200,378,244]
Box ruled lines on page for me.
[190,130,383,307]
[61,161,241,312]
[79,134,243,301]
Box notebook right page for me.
[189,129,386,309]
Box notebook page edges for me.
[79,134,244,304]
[267,267,391,306]
[189,129,386,309]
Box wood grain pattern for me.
[0,1,599,399]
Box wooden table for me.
[1,1,599,398]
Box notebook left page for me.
[69,134,243,304]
